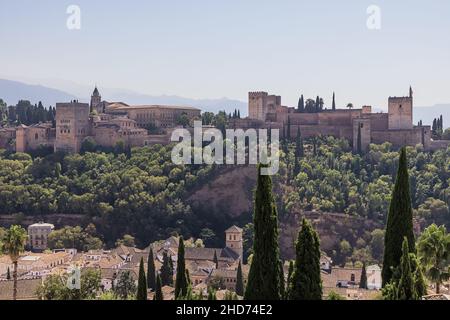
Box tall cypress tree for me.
[244,164,281,300]
[160,251,173,286]
[286,117,291,141]
[382,147,415,287]
[289,219,322,300]
[360,262,368,289]
[175,236,188,299]
[295,127,304,158]
[332,92,336,111]
[298,95,305,113]
[315,96,320,113]
[357,123,362,154]
[155,274,164,300]
[213,251,218,269]
[236,261,244,297]
[136,257,148,300]
[286,260,294,298]
[279,260,285,299]
[7,267,11,280]
[147,248,156,291]
[396,238,417,300]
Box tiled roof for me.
[0,279,42,300]
[322,267,362,288]
[185,247,240,262]
[225,226,243,233]
[111,104,201,111]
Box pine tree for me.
[289,219,322,300]
[360,262,368,289]
[136,257,148,300]
[236,261,244,297]
[396,238,417,300]
[382,147,415,287]
[155,274,164,300]
[175,236,188,299]
[147,248,156,291]
[244,164,281,300]
[332,92,336,111]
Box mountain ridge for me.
[1,78,449,125]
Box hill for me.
[0,79,76,107]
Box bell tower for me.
[225,226,243,263]
[90,86,102,114]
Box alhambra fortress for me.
[0,86,448,153]
[239,87,447,152]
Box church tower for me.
[90,86,102,114]
[225,226,243,263]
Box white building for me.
[367,265,382,290]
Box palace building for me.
[2,87,201,154]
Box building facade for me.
[5,87,201,154]
[54,101,90,153]
[27,222,55,252]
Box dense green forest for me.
[0,137,449,258]
[280,136,450,227]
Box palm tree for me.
[2,225,28,300]
[417,224,450,294]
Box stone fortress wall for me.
[243,87,440,152]
[1,86,448,154]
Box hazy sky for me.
[1,0,449,108]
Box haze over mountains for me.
[0,78,448,126]
[0,78,248,116]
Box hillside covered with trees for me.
[0,136,449,263]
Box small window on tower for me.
[399,105,402,109]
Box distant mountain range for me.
[0,79,76,107]
[0,78,448,125]
[0,78,248,116]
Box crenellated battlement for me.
[249,91,268,97]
